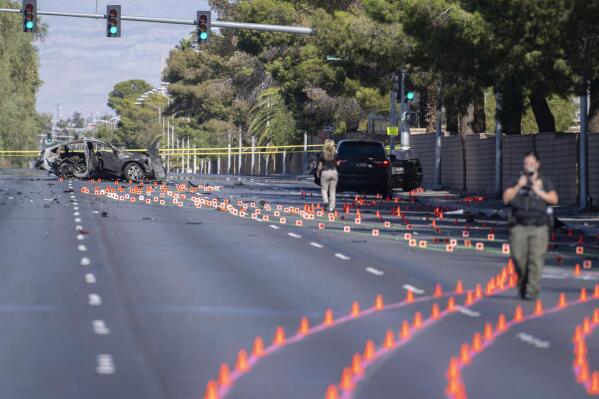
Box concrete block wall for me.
[464,135,495,194]
[534,133,577,205]
[409,134,435,187]
[440,136,464,191]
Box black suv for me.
[336,140,393,197]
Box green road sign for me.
[386,127,399,136]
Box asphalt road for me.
[0,169,597,399]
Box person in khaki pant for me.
[503,151,558,300]
[317,139,339,213]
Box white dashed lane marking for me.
[88,294,102,306]
[288,232,302,239]
[80,257,91,266]
[96,354,115,374]
[310,242,324,248]
[85,273,96,284]
[517,332,550,349]
[75,218,82,223]
[402,284,425,294]
[457,306,481,317]
[92,320,110,335]
[77,234,85,241]
[365,267,384,276]
[73,212,80,216]
[335,253,350,261]
[78,245,87,252]
[269,225,280,230]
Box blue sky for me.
[34,0,209,121]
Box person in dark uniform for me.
[503,151,558,300]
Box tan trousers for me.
[320,169,338,210]
[509,224,549,297]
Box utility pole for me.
[389,73,399,152]
[434,83,443,189]
[251,136,256,175]
[579,77,590,210]
[227,131,231,174]
[494,91,503,196]
[238,126,242,175]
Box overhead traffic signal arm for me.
[22,0,37,33]
[106,5,121,38]
[197,11,211,44]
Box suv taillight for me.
[374,159,390,168]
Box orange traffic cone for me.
[340,368,354,391]
[236,350,249,372]
[534,299,544,316]
[274,326,286,345]
[352,353,363,376]
[324,309,334,326]
[298,317,310,335]
[364,340,375,360]
[204,380,219,399]
[351,301,361,317]
[434,283,443,297]
[384,330,395,348]
[375,294,384,310]
[253,337,264,357]
[325,384,339,399]
[218,364,231,387]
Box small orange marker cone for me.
[204,380,219,399]
[325,384,339,399]
[351,301,361,317]
[375,294,384,310]
[364,340,375,360]
[580,288,588,302]
[236,350,249,372]
[577,363,590,383]
[465,291,474,305]
[298,317,310,335]
[534,299,544,315]
[431,303,440,319]
[455,280,464,294]
[559,293,567,308]
[460,343,471,364]
[483,323,494,342]
[594,284,599,298]
[340,368,354,391]
[253,337,264,357]
[475,284,483,299]
[274,326,286,345]
[400,320,411,339]
[434,283,443,297]
[447,357,459,379]
[447,297,456,312]
[384,329,395,348]
[218,364,231,387]
[593,308,599,325]
[324,309,334,326]
[472,332,482,352]
[413,312,423,329]
[406,290,414,303]
[514,305,523,321]
[575,263,581,276]
[592,372,599,394]
[351,353,363,376]
[496,314,507,332]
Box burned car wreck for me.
[41,138,166,181]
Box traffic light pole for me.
[399,69,411,151]
[389,73,399,152]
[0,7,314,34]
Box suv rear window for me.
[338,142,386,160]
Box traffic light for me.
[46,132,52,144]
[405,79,416,103]
[196,11,211,44]
[22,0,37,33]
[106,5,121,38]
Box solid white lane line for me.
[78,245,87,252]
[88,294,102,306]
[365,267,384,276]
[80,257,91,266]
[402,284,425,295]
[288,232,302,239]
[96,354,115,374]
[335,253,350,260]
[269,225,280,230]
[517,332,550,349]
[310,242,324,248]
[85,273,96,284]
[457,306,481,317]
[92,320,110,335]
